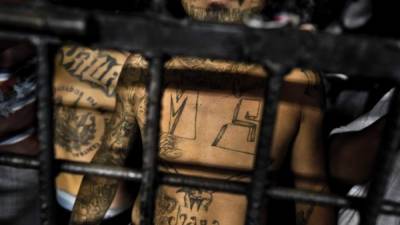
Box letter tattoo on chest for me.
[212,97,261,155]
[176,187,214,212]
[59,46,123,97]
[160,84,199,160]
[155,188,220,225]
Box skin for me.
[181,0,266,22]
[53,46,132,213]
[70,1,334,225]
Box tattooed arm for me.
[69,66,142,225]
[291,71,335,225]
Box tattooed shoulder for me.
[166,57,263,75]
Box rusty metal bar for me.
[245,63,288,225]
[140,56,165,225]
[35,39,57,225]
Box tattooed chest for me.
[156,188,220,225]
[162,206,220,225]
[157,88,262,161]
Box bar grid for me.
[141,56,165,225]
[0,1,400,225]
[246,63,287,225]
[35,39,57,225]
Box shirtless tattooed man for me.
[69,1,334,225]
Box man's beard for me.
[182,2,262,23]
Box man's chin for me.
[199,14,242,23]
[183,5,259,23]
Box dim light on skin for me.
[181,0,266,22]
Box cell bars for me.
[1,1,400,225]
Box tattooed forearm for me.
[69,177,120,225]
[69,123,133,225]
[69,68,141,225]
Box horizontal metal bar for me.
[56,162,400,216]
[0,153,40,169]
[0,4,400,82]
[1,155,400,215]
[95,15,400,82]
[266,187,353,208]
[0,30,59,44]
[0,4,87,38]
[161,172,247,194]
[59,160,144,181]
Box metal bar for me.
[34,39,57,225]
[362,88,400,225]
[53,162,400,216]
[245,63,288,225]
[0,30,60,44]
[59,160,143,181]
[0,153,40,169]
[161,172,247,194]
[140,56,165,225]
[266,187,354,208]
[0,5,87,38]
[2,156,400,215]
[0,5,400,81]
[2,3,400,225]
[94,14,400,81]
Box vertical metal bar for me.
[140,56,164,225]
[34,39,57,225]
[245,62,288,225]
[362,87,400,225]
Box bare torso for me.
[122,54,321,225]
